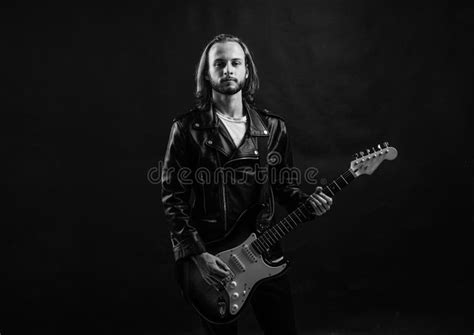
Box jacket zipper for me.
[216,153,227,231]
[222,181,227,231]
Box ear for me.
[245,66,249,79]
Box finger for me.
[309,196,323,216]
[204,276,221,291]
[203,275,217,286]
[211,277,226,291]
[318,192,333,205]
[215,258,231,273]
[311,195,328,214]
[310,194,324,208]
[314,194,328,205]
[210,265,229,278]
[208,275,221,286]
[314,194,330,210]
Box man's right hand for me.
[191,252,231,287]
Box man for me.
[161,34,333,334]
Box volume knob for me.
[231,304,239,312]
[231,292,239,300]
[229,281,237,289]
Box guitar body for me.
[175,144,398,325]
[176,204,289,324]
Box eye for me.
[214,61,225,68]
[232,60,242,66]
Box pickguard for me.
[215,233,287,315]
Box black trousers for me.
[200,274,298,335]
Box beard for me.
[209,77,246,96]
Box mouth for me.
[222,78,237,83]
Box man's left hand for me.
[308,186,333,216]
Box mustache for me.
[221,77,238,83]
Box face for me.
[207,41,248,96]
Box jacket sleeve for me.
[161,120,206,261]
[270,119,315,217]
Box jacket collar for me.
[192,101,269,137]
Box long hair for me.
[195,34,259,111]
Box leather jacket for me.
[161,102,313,261]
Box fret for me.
[268,229,279,241]
[264,236,272,249]
[325,186,335,196]
[264,231,275,244]
[329,183,338,194]
[275,224,286,236]
[281,221,290,232]
[292,209,305,223]
[302,202,313,217]
[283,218,295,229]
[287,212,296,224]
[273,225,285,240]
[260,236,270,249]
[343,170,355,182]
[300,209,308,221]
[252,241,263,254]
[288,212,301,225]
[251,169,357,256]
[254,240,260,253]
[270,228,280,239]
[340,174,349,184]
[287,215,298,227]
[296,207,307,221]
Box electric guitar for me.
[176,143,398,324]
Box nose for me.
[223,62,234,76]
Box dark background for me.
[2,1,472,334]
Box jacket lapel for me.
[191,102,270,160]
[230,103,269,160]
[191,106,234,157]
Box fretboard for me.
[251,169,355,254]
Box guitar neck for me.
[251,169,355,254]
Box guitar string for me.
[252,169,355,252]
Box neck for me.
[250,169,356,255]
[212,91,244,118]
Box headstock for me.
[350,142,398,177]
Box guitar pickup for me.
[229,254,246,272]
[242,244,258,263]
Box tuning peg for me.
[354,152,359,159]
[383,141,389,148]
[377,144,382,150]
[372,147,378,156]
[359,151,365,157]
